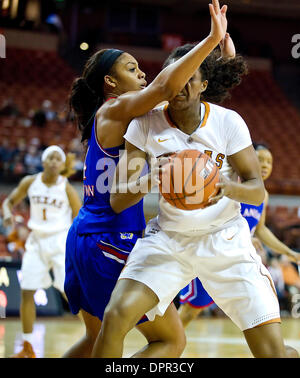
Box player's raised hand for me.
[209,0,228,43]
[207,172,231,206]
[219,33,236,60]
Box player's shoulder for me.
[208,103,247,130]
[17,174,37,195]
[21,174,37,186]
[208,102,242,119]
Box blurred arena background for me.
[0,0,300,358]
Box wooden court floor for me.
[1,315,300,358]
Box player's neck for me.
[168,103,201,135]
[42,171,59,186]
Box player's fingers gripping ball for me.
[159,149,220,210]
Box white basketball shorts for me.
[119,216,280,331]
[20,229,68,293]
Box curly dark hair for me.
[163,44,248,104]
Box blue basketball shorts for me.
[179,278,214,308]
[64,221,147,323]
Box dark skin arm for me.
[2,175,36,227]
[209,145,265,206]
[97,0,228,148]
[254,191,300,264]
[110,142,160,214]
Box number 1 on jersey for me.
[42,208,47,221]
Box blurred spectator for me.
[283,225,300,251]
[24,145,42,174]
[0,98,20,117]
[32,100,57,127]
[0,138,15,177]
[0,97,83,181]
[279,255,300,291]
[6,215,29,261]
[42,100,57,121]
[0,213,6,236]
[32,108,46,128]
[10,154,26,177]
[267,257,286,299]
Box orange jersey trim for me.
[254,318,281,328]
[200,102,210,128]
[163,102,210,129]
[163,104,177,128]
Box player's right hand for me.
[209,0,228,43]
[251,237,265,255]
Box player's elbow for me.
[153,80,178,102]
[110,194,123,214]
[252,186,265,206]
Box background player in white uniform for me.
[2,146,82,358]
[93,43,299,357]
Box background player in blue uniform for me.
[179,143,300,328]
[63,1,229,358]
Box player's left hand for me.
[207,173,231,205]
[251,237,265,255]
[219,33,236,60]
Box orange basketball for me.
[159,149,220,210]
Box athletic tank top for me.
[76,119,146,234]
[240,202,264,236]
[27,173,72,234]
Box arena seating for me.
[0,48,79,151]
[1,48,300,195]
[222,70,300,195]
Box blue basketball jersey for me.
[76,120,146,234]
[240,202,264,236]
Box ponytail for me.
[69,48,124,143]
[69,77,101,142]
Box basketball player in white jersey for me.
[92,42,299,357]
[2,146,82,358]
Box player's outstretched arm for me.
[219,33,236,60]
[255,191,300,264]
[2,175,35,227]
[110,142,161,214]
[98,1,228,146]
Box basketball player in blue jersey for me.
[179,143,300,329]
[63,0,229,358]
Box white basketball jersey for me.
[124,102,253,234]
[27,173,72,234]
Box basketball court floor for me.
[1,315,300,358]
